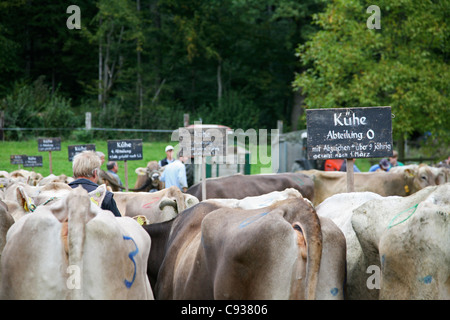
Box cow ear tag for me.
[404,185,410,193]
[90,197,99,206]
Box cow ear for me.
[293,222,307,259]
[16,186,35,213]
[436,171,446,185]
[403,168,415,178]
[135,167,147,176]
[89,184,107,207]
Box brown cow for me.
[301,169,432,206]
[133,161,164,192]
[1,186,153,300]
[9,169,43,186]
[186,172,314,202]
[352,184,450,300]
[144,197,323,300]
[2,182,73,221]
[0,200,14,259]
[207,189,346,300]
[389,164,449,187]
[113,186,199,224]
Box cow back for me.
[186,173,314,202]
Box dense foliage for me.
[293,0,449,148]
[1,0,448,156]
[0,0,322,138]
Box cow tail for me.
[66,186,91,299]
[305,218,322,300]
[294,208,322,300]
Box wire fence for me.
[1,126,176,142]
[2,127,174,132]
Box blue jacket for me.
[68,178,121,217]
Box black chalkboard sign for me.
[10,155,26,165]
[107,139,143,161]
[306,107,393,160]
[68,144,96,161]
[22,156,43,167]
[38,138,61,152]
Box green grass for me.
[1,139,275,188]
[0,139,375,188]
[0,139,169,188]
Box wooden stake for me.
[346,158,355,192]
[124,160,129,191]
[202,156,206,201]
[49,151,53,174]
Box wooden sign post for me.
[107,139,143,191]
[178,124,228,200]
[38,138,61,174]
[306,106,393,192]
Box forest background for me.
[0,0,448,159]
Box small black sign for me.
[107,139,143,161]
[306,106,393,160]
[22,156,43,167]
[10,155,26,165]
[38,137,61,152]
[68,144,96,161]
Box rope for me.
[387,203,419,229]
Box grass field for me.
[1,138,376,190]
[0,139,273,188]
[0,140,169,188]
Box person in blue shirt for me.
[161,150,188,192]
[369,158,390,172]
[106,161,123,188]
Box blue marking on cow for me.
[258,198,274,207]
[123,235,138,289]
[330,288,339,296]
[421,275,432,284]
[239,212,269,229]
[293,176,304,186]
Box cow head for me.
[156,186,188,223]
[134,161,163,191]
[406,164,448,192]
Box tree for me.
[0,0,326,135]
[293,0,450,153]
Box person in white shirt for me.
[158,145,175,167]
[161,150,188,192]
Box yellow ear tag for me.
[404,185,410,193]
[90,197,99,206]
[137,216,144,226]
[23,197,36,212]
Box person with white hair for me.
[68,150,121,217]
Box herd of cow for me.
[0,163,448,300]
